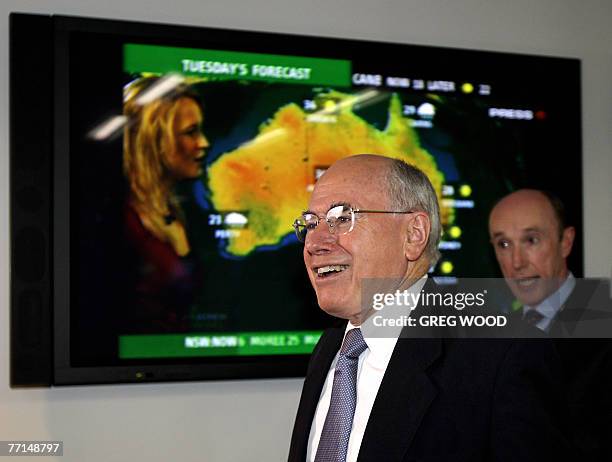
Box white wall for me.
[1,1,611,461]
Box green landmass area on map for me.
[207,91,449,256]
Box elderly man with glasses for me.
[288,154,568,462]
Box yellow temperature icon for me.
[461,83,474,94]
[448,226,462,239]
[440,261,454,274]
[459,184,472,197]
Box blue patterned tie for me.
[315,328,368,462]
[523,309,544,326]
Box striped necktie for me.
[315,328,368,462]
[523,309,544,326]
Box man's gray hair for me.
[385,159,442,265]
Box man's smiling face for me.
[303,156,411,323]
[489,190,574,306]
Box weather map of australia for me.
[208,92,447,256]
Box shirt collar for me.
[345,274,428,369]
[523,272,575,330]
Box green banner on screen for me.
[119,330,323,358]
[124,44,351,86]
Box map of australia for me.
[208,91,448,256]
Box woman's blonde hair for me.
[123,76,199,217]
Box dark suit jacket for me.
[547,279,612,461]
[288,322,569,461]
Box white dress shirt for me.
[306,276,428,462]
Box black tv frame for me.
[10,12,582,386]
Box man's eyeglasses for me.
[292,204,416,243]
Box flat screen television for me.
[9,13,582,386]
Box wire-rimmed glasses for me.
[293,204,416,243]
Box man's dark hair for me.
[539,190,568,239]
[490,189,570,241]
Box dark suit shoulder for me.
[306,326,344,372]
[489,338,568,461]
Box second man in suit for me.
[489,188,612,461]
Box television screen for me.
[10,13,582,385]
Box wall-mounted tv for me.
[9,13,582,386]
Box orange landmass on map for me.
[208,92,448,256]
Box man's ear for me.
[561,226,575,259]
[404,212,430,261]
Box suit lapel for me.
[550,279,612,337]
[288,326,344,461]
[357,337,441,462]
